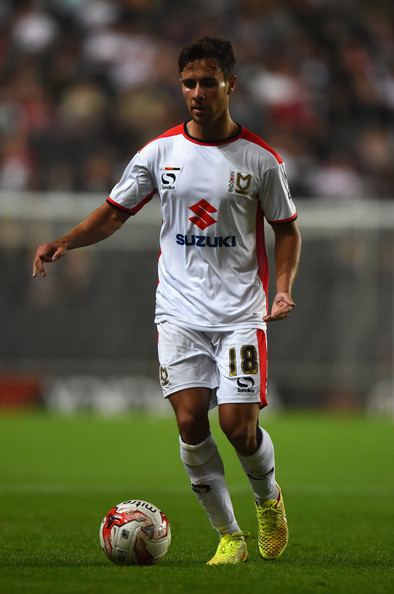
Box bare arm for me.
[32,202,130,277]
[264,219,301,322]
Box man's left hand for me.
[264,292,295,322]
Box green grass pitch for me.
[0,411,393,594]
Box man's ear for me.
[227,74,237,94]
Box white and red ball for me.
[99,499,171,565]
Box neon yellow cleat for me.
[256,484,289,560]
[207,531,248,565]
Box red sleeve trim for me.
[107,191,156,215]
[268,213,298,225]
[106,196,132,213]
[240,128,283,164]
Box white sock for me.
[236,427,278,503]
[179,434,240,535]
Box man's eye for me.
[182,81,195,89]
[202,79,217,88]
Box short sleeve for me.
[260,161,297,224]
[107,149,156,215]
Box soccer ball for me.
[99,499,171,565]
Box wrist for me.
[58,238,69,251]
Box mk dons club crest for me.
[228,171,252,195]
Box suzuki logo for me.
[189,199,217,230]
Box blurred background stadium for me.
[0,0,393,415]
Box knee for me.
[169,389,211,445]
[174,409,210,445]
[220,418,258,456]
[177,411,198,441]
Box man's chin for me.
[190,108,210,121]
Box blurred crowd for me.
[0,0,393,198]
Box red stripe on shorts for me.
[257,329,268,408]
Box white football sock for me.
[236,427,278,503]
[179,434,240,535]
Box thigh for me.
[215,327,268,408]
[157,321,219,398]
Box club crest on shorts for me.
[159,366,169,387]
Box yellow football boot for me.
[207,531,248,565]
[256,484,289,559]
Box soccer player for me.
[33,37,301,565]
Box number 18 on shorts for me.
[157,322,268,408]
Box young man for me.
[33,37,301,565]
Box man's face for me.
[180,58,236,127]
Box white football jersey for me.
[108,123,297,331]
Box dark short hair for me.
[178,36,236,78]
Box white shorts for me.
[157,321,268,408]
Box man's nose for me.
[192,83,205,98]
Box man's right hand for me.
[32,240,67,278]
